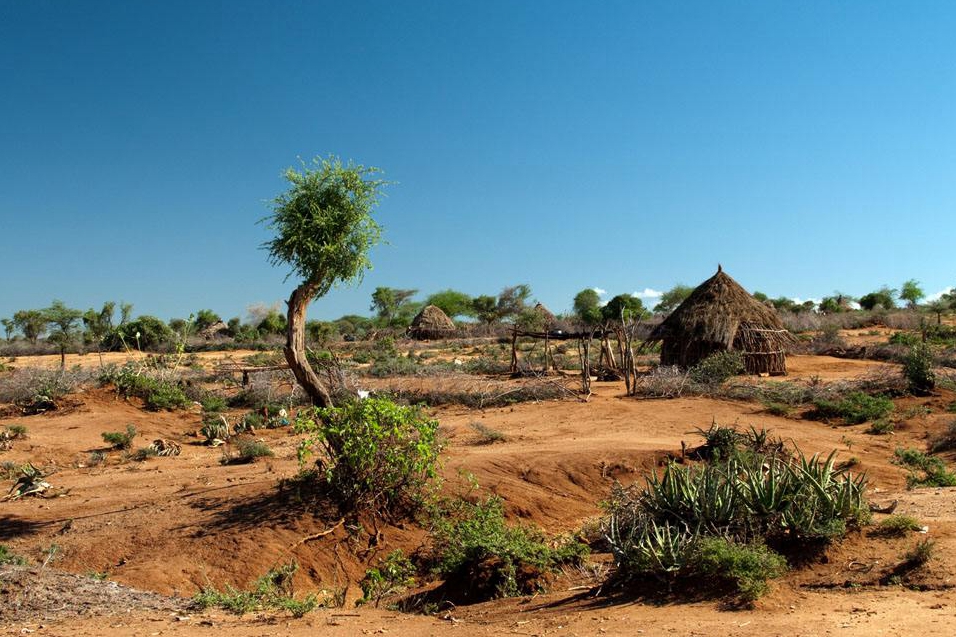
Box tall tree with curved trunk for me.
[262,156,387,407]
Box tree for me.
[899,279,924,309]
[471,295,498,324]
[194,309,222,331]
[752,291,769,303]
[496,284,532,322]
[13,309,47,344]
[256,309,287,335]
[1,318,14,341]
[858,286,896,311]
[43,300,83,367]
[119,302,134,325]
[573,288,603,326]
[425,289,474,320]
[926,299,948,325]
[370,287,418,326]
[602,294,646,322]
[263,155,387,407]
[654,284,693,315]
[819,293,853,314]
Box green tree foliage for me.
[425,289,474,320]
[819,293,853,314]
[334,314,374,340]
[262,155,388,407]
[43,300,82,367]
[752,291,769,303]
[1,318,15,341]
[305,320,339,346]
[858,286,897,311]
[602,294,646,322]
[899,279,924,309]
[654,284,693,315]
[370,287,419,326]
[572,288,603,326]
[82,302,116,348]
[108,316,175,351]
[471,295,499,324]
[13,309,47,344]
[256,309,288,335]
[119,302,134,325]
[496,284,532,323]
[194,309,222,331]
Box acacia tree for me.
[899,279,924,309]
[44,300,82,368]
[263,156,387,407]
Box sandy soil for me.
[2,352,956,635]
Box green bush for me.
[902,343,936,396]
[893,447,956,488]
[359,549,416,607]
[100,365,189,411]
[866,419,895,435]
[874,514,923,537]
[811,392,894,424]
[101,424,137,450]
[696,538,787,602]
[430,495,588,599]
[888,331,921,346]
[193,561,317,617]
[689,351,744,385]
[200,395,228,412]
[294,397,442,515]
[0,544,27,566]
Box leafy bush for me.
[99,365,189,411]
[222,439,274,464]
[359,549,416,607]
[888,331,921,346]
[902,343,936,396]
[193,561,318,617]
[893,448,956,488]
[294,397,442,515]
[696,538,787,602]
[200,395,228,412]
[867,419,895,435]
[0,544,27,566]
[688,351,744,385]
[468,421,507,445]
[430,495,588,599]
[874,514,923,537]
[811,392,894,424]
[101,424,137,450]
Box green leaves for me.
[295,397,441,515]
[263,156,388,289]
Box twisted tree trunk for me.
[284,281,334,408]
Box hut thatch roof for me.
[645,266,797,374]
[532,302,556,326]
[408,305,457,340]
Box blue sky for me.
[2,1,954,322]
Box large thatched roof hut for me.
[407,305,457,340]
[645,266,797,375]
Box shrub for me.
[901,539,936,567]
[811,392,894,424]
[222,439,274,464]
[100,365,189,411]
[0,544,27,566]
[689,351,744,385]
[902,343,936,396]
[430,495,588,599]
[874,515,923,538]
[102,425,137,450]
[695,538,787,602]
[866,419,895,435]
[359,549,416,607]
[468,421,506,445]
[294,397,442,515]
[193,561,318,617]
[200,395,228,412]
[893,448,956,488]
[6,425,27,438]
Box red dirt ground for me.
[2,352,956,635]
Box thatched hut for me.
[407,305,457,340]
[531,302,556,328]
[644,266,797,375]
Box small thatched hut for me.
[408,305,457,340]
[645,266,797,375]
[531,302,556,328]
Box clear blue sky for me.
[2,1,954,322]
